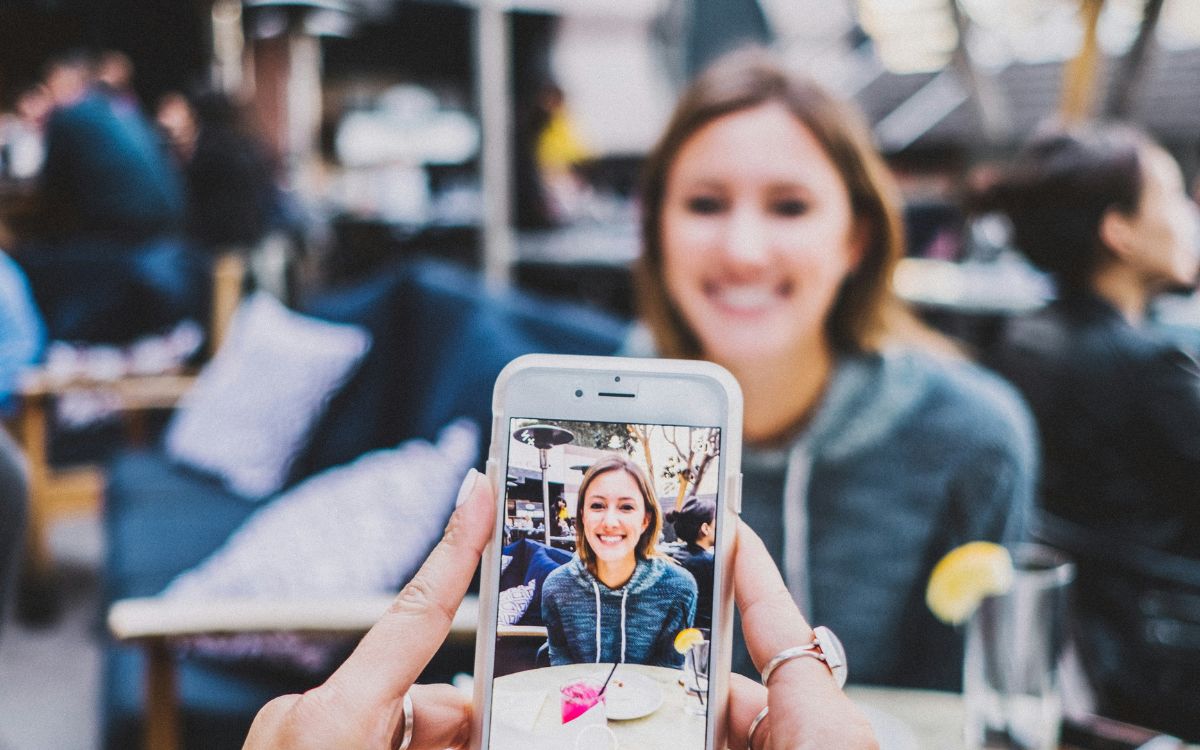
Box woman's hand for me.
[726,521,879,750]
[243,469,492,750]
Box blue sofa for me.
[102,259,627,748]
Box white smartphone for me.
[472,354,742,750]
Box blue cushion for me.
[104,451,259,601]
[500,539,571,627]
[289,259,627,484]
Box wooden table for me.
[491,663,706,748]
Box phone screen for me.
[488,417,722,749]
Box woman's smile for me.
[702,279,794,315]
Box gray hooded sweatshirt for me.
[541,556,698,668]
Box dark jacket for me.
[668,544,713,630]
[39,90,183,243]
[989,292,1200,736]
[989,292,1200,556]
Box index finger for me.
[733,519,814,673]
[326,468,495,705]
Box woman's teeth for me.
[711,284,781,310]
[598,535,624,544]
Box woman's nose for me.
[720,206,770,268]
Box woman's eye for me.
[686,196,724,214]
[589,502,605,511]
[772,199,808,217]
[620,504,637,512]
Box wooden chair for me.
[107,593,479,750]
[14,253,246,600]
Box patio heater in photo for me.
[513,424,574,545]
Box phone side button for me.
[491,416,505,452]
[727,472,743,515]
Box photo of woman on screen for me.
[540,454,698,668]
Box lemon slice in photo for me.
[926,542,1014,625]
[674,627,705,654]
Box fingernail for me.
[455,468,480,508]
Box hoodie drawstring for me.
[592,580,630,664]
[620,589,628,664]
[593,581,601,663]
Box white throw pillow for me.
[164,292,371,499]
[162,420,479,672]
[497,580,536,626]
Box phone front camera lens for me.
[575,389,583,398]
[614,376,621,382]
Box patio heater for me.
[512,424,574,545]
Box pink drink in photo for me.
[560,679,604,724]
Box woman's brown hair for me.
[636,46,932,357]
[978,124,1151,294]
[574,454,664,578]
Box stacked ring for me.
[395,692,414,750]
[747,705,769,749]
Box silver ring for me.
[747,705,769,749]
[396,691,415,750]
[760,645,824,685]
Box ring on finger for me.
[394,691,414,750]
[747,705,769,750]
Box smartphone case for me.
[472,354,743,750]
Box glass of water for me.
[682,638,710,716]
[964,544,1075,750]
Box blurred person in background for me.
[666,495,716,630]
[985,124,1200,738]
[0,244,40,636]
[156,88,280,256]
[629,47,1036,690]
[15,50,206,345]
[93,49,139,116]
[0,81,51,182]
[33,49,183,245]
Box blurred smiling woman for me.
[630,47,1036,689]
[540,454,698,668]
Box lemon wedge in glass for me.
[926,542,1014,625]
[674,627,705,654]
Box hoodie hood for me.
[805,349,929,460]
[560,555,674,597]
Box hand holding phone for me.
[242,355,876,750]
[242,468,875,750]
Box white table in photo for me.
[491,662,707,748]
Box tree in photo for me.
[660,426,719,509]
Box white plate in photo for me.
[595,672,663,720]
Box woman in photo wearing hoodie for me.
[628,47,1036,689]
[540,454,699,668]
